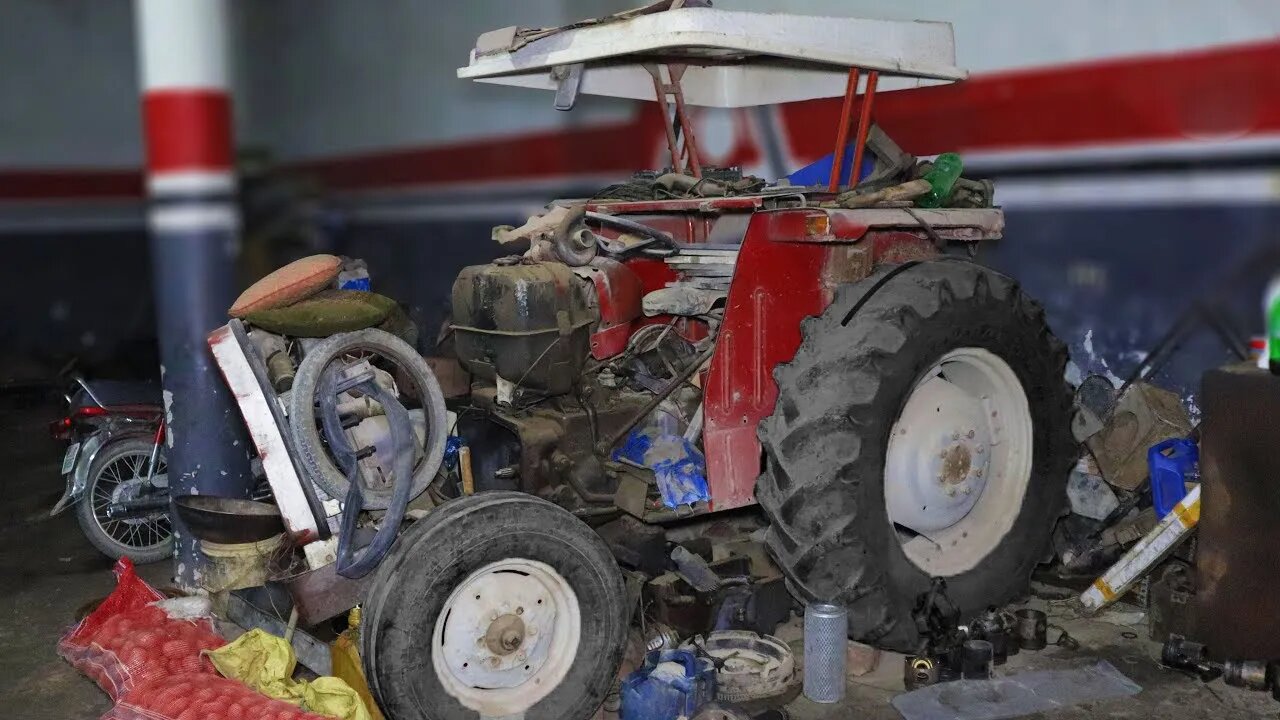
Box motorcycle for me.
[48,375,173,564]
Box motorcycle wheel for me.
[75,436,174,564]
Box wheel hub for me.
[111,477,152,527]
[884,347,1034,576]
[485,613,526,655]
[886,374,993,532]
[433,558,581,716]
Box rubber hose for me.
[319,366,416,579]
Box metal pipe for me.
[828,67,860,192]
[647,65,683,174]
[585,211,677,247]
[849,70,880,190]
[667,64,703,178]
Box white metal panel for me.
[459,7,964,108]
[208,324,322,543]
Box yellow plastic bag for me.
[206,628,370,720]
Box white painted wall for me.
[2,0,1279,169]
[0,0,140,168]
[233,0,636,161]
[720,0,1280,73]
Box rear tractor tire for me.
[756,260,1075,652]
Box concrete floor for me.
[0,392,1276,719]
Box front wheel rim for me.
[884,347,1034,576]
[432,558,581,716]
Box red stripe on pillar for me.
[142,90,233,174]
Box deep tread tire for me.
[362,492,627,720]
[756,260,1074,652]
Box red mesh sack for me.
[103,673,332,720]
[229,254,342,317]
[59,558,226,699]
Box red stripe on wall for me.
[291,104,667,191]
[4,39,1278,201]
[142,90,234,174]
[782,39,1280,159]
[0,169,142,201]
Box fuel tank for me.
[451,260,596,396]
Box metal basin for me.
[173,495,285,544]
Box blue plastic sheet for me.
[613,430,709,508]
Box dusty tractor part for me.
[903,656,941,690]
[1223,660,1269,691]
[970,607,1011,665]
[1161,635,1212,677]
[758,261,1075,652]
[687,631,798,707]
[361,493,627,720]
[1013,609,1048,651]
[960,640,993,680]
[552,205,598,267]
[803,603,847,704]
[288,328,448,510]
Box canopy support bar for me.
[827,67,880,192]
[647,63,703,178]
[828,68,860,192]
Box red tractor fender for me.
[702,208,939,510]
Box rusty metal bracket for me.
[646,63,703,178]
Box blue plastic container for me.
[619,649,716,720]
[1148,437,1198,518]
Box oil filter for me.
[803,603,847,703]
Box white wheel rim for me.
[432,558,581,716]
[885,347,1033,576]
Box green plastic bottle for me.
[1266,275,1280,374]
[916,152,964,208]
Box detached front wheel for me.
[362,493,627,720]
[757,260,1075,652]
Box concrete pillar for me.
[134,0,253,588]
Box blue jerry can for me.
[619,648,716,720]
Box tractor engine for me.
[450,256,705,512]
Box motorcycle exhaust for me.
[105,496,170,520]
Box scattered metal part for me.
[960,640,992,679]
[904,656,941,690]
[671,545,721,593]
[226,591,332,675]
[644,622,681,652]
[1223,659,1269,691]
[1120,631,1139,640]
[687,630,798,706]
[1014,609,1048,651]
[1160,634,1220,681]
[551,63,584,110]
[970,607,1011,665]
[803,603,847,704]
[1050,624,1080,651]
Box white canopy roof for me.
[458,7,965,108]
